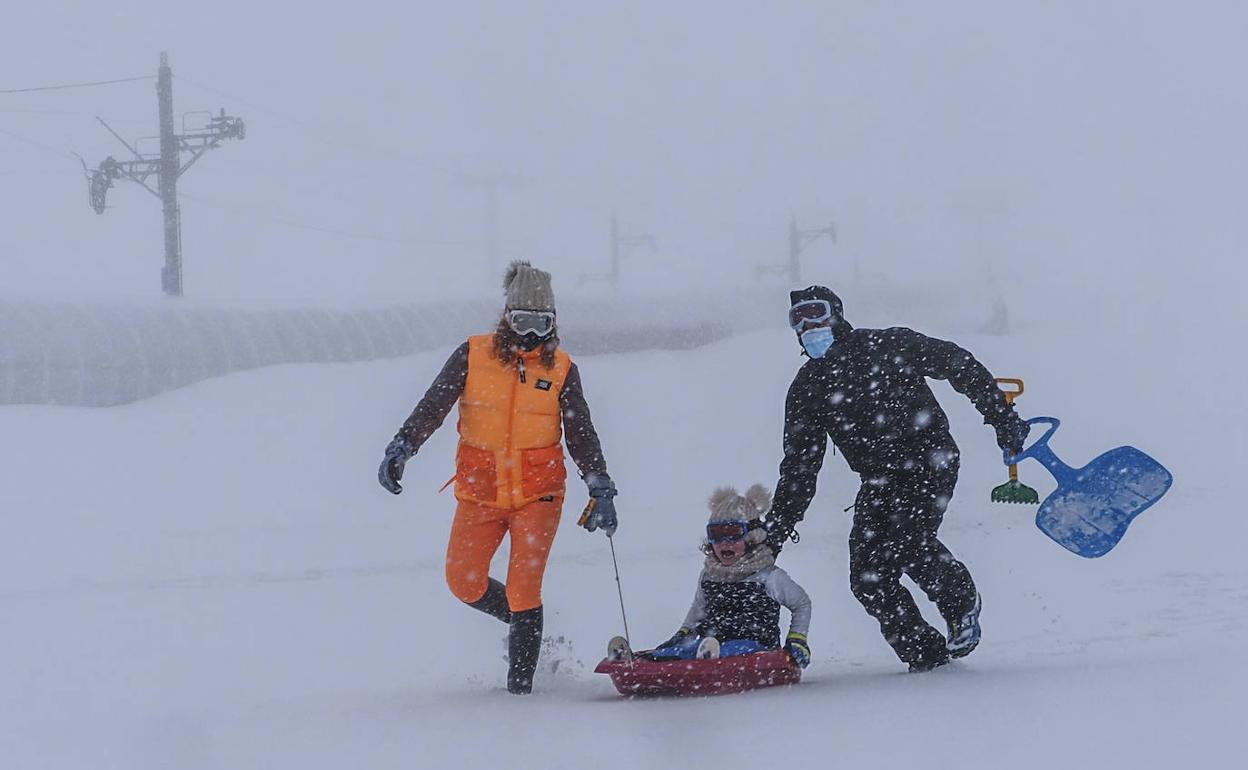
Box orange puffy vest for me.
[454,334,572,508]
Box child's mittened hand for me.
[785,632,811,668]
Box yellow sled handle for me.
[995,377,1025,481]
[577,498,597,527]
[995,377,1024,405]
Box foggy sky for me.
[2,2,1245,312]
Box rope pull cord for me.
[607,535,632,660]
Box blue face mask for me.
[800,327,835,359]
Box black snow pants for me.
[849,460,977,667]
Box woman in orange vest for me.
[378,261,618,694]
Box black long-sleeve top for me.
[395,342,607,478]
[767,326,1016,547]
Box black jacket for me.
[767,326,1017,548]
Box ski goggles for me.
[788,299,834,331]
[506,309,556,337]
[706,520,751,543]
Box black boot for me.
[908,647,952,673]
[885,625,951,673]
[507,606,543,695]
[466,578,512,623]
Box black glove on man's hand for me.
[378,436,414,495]
[995,413,1031,457]
[763,517,790,556]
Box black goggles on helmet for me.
[706,519,762,544]
[506,309,556,337]
[788,299,834,331]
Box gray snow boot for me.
[507,606,543,694]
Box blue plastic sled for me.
[1005,417,1173,558]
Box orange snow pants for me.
[445,496,563,613]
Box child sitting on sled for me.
[650,484,812,668]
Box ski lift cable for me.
[0,107,148,120]
[0,125,78,161]
[0,75,154,95]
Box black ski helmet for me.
[789,285,852,339]
[790,285,843,319]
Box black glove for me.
[995,412,1030,457]
[378,436,414,495]
[582,473,618,536]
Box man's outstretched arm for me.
[893,328,1028,452]
[765,370,829,552]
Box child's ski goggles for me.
[788,299,834,331]
[506,309,556,336]
[706,519,762,543]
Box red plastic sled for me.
[595,649,801,696]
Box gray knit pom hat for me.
[504,260,555,312]
[706,485,772,547]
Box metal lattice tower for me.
[579,214,656,291]
[83,52,245,296]
[756,217,837,284]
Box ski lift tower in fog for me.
[82,52,245,297]
[755,217,837,284]
[457,170,524,276]
[579,214,657,292]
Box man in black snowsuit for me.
[764,286,1029,671]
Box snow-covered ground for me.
[2,291,1246,769]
